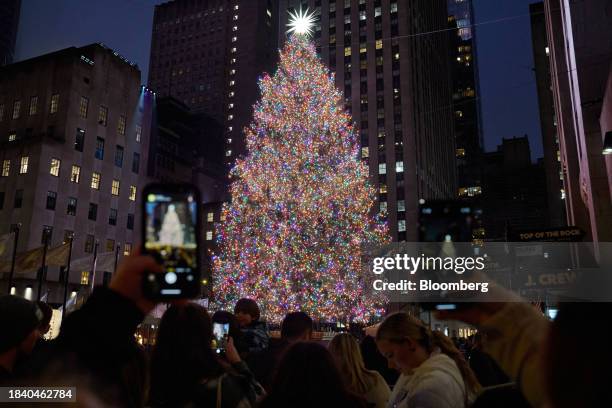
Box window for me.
[91,172,101,190]
[127,213,134,230]
[70,165,81,183]
[111,179,120,196]
[12,101,21,119]
[50,158,61,176]
[19,156,29,174]
[390,2,398,13]
[66,197,77,216]
[50,94,59,114]
[88,203,98,220]
[395,161,404,173]
[63,230,73,244]
[206,231,213,241]
[128,185,137,201]
[398,200,405,212]
[115,145,124,167]
[46,191,57,210]
[2,160,9,177]
[75,128,85,152]
[7,131,16,142]
[29,96,38,115]
[132,153,140,174]
[376,39,383,50]
[106,239,115,252]
[98,106,108,126]
[79,96,88,118]
[344,47,351,56]
[14,189,23,208]
[361,147,369,158]
[207,212,214,222]
[41,226,53,244]
[85,235,95,253]
[109,208,118,226]
[95,137,105,159]
[398,220,406,232]
[135,124,142,142]
[124,243,132,255]
[80,271,89,285]
[117,115,126,136]
[378,163,386,174]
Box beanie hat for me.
[0,295,42,353]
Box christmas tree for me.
[213,20,388,323]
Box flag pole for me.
[37,229,50,301]
[114,243,120,274]
[7,224,20,294]
[62,234,74,314]
[89,240,99,293]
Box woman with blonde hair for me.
[375,313,480,408]
[329,333,391,408]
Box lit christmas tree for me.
[213,11,388,323]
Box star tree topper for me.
[287,8,317,37]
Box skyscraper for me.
[530,2,565,228]
[147,0,279,167]
[447,0,483,199]
[278,0,456,241]
[0,0,21,66]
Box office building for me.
[147,0,279,167]
[529,2,566,228]
[279,0,457,241]
[0,44,152,301]
[543,0,612,254]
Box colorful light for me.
[213,35,389,323]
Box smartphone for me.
[142,183,201,299]
[212,322,229,354]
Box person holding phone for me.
[149,303,264,408]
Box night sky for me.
[15,0,543,159]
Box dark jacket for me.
[246,338,290,392]
[241,321,270,354]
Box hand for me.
[109,247,163,314]
[224,337,241,364]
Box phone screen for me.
[143,184,201,298]
[212,322,229,354]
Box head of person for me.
[36,301,53,337]
[0,296,42,367]
[280,312,313,342]
[376,312,480,394]
[265,341,361,407]
[150,303,221,406]
[329,333,376,395]
[234,298,260,327]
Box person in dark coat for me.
[234,298,270,354]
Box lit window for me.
[380,201,387,212]
[226,150,232,156]
[394,52,400,60]
[91,172,101,190]
[50,94,59,114]
[232,26,238,32]
[19,156,28,174]
[361,147,369,158]
[229,80,235,86]
[207,212,214,222]
[397,200,405,212]
[545,46,550,56]
[1,160,10,177]
[359,11,366,21]
[227,138,232,143]
[344,47,351,56]
[50,158,61,176]
[111,179,120,196]
[12,101,21,119]
[29,96,38,115]
[230,58,236,63]
[379,184,387,194]
[228,103,234,109]
[230,69,236,75]
[70,165,81,183]
[231,36,237,42]
[560,189,566,199]
[375,6,382,17]
[206,231,213,240]
[228,126,233,132]
[231,47,237,53]
[234,4,239,10]
[233,14,238,21]
[81,271,89,285]
[360,45,367,54]
[395,161,404,173]
[98,106,108,126]
[378,163,386,174]
[129,185,137,201]
[229,91,235,97]
[376,40,383,50]
[391,3,398,13]
[124,243,132,255]
[117,115,126,136]
[228,114,234,120]
[8,132,16,142]
[136,124,142,142]
[456,148,466,157]
[398,220,406,232]
[79,96,88,118]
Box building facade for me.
[530,2,566,228]
[147,0,279,168]
[279,0,457,241]
[543,0,612,254]
[448,0,483,199]
[0,44,152,301]
[0,0,21,66]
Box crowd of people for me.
[1,251,610,407]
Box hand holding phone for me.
[142,183,202,300]
[212,322,230,355]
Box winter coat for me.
[240,321,270,354]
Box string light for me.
[213,35,389,323]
